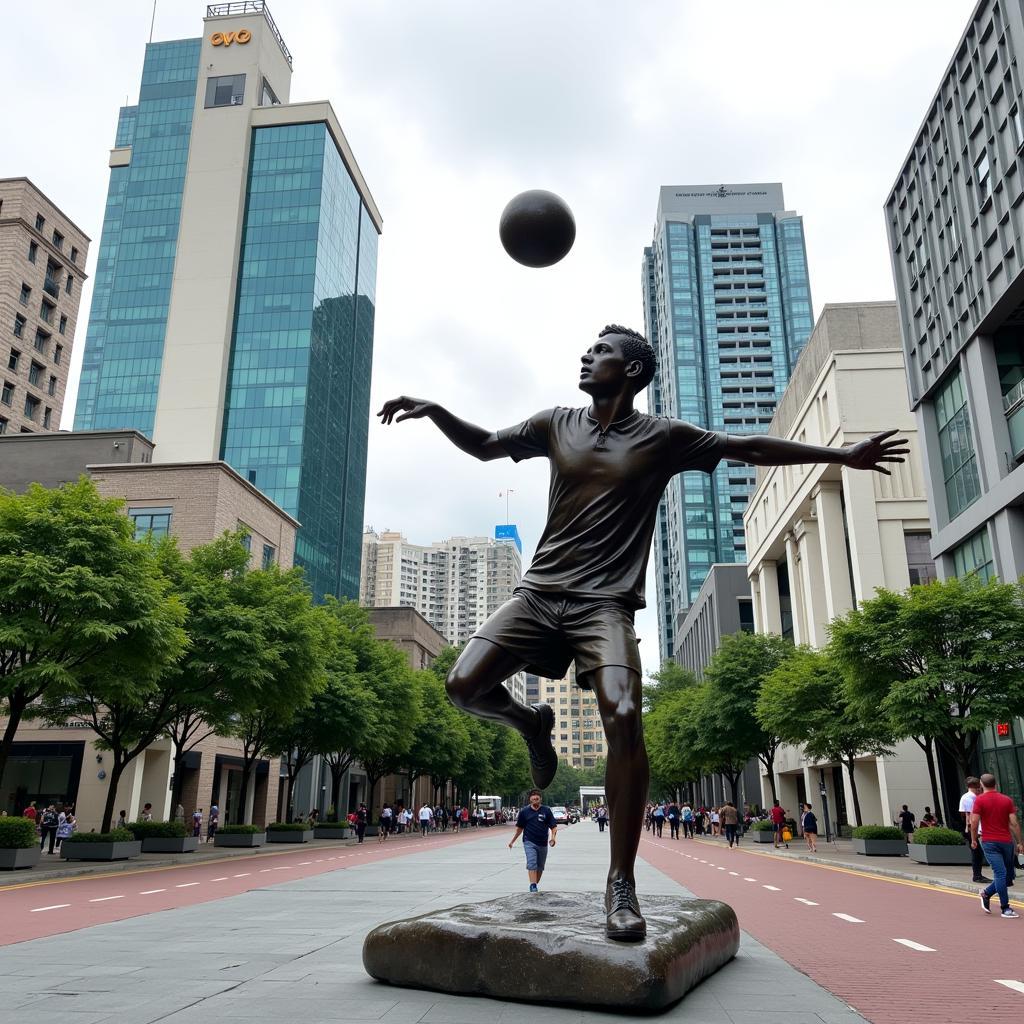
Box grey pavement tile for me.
[0,1012,114,1024]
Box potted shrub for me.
[127,820,198,854]
[749,820,776,844]
[907,827,971,865]
[314,820,353,840]
[267,822,313,843]
[851,825,907,856]
[214,824,266,848]
[0,816,41,870]
[60,828,141,861]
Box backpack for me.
[42,810,58,828]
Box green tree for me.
[267,695,321,822]
[0,479,184,793]
[702,632,794,803]
[405,670,470,799]
[830,576,1024,816]
[645,686,703,801]
[757,647,893,825]
[643,660,698,713]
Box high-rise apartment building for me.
[885,0,1024,807]
[73,3,381,602]
[643,184,813,663]
[0,179,89,436]
[536,667,606,769]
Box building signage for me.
[674,185,769,200]
[211,29,252,47]
[997,721,1011,737]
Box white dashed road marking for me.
[210,877,228,882]
[728,871,739,876]
[259,869,272,873]
[893,939,936,952]
[176,882,200,888]
[833,913,864,923]
[30,904,70,912]
[299,861,312,865]
[233,873,250,877]
[762,885,781,891]
[743,877,757,882]
[794,898,818,906]
[139,889,165,895]
[995,980,1024,995]
[89,895,124,902]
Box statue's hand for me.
[844,429,909,476]
[377,396,434,425]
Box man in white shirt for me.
[418,804,433,837]
[959,776,991,883]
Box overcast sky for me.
[4,0,974,678]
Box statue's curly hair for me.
[599,324,657,392]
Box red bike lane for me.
[639,833,1024,1023]
[0,827,491,946]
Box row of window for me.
[0,379,53,427]
[31,211,79,263]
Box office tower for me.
[0,179,89,435]
[643,184,813,662]
[885,0,1024,803]
[73,3,381,601]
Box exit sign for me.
[997,722,1011,738]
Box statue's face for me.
[579,334,637,395]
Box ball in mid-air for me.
[499,189,576,268]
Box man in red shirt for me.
[970,772,1024,918]
[769,800,788,849]
[22,801,36,821]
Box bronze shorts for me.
[472,588,641,688]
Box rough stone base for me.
[362,892,739,1013]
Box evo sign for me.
[211,28,252,47]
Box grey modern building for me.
[885,0,1024,807]
[674,563,755,680]
[643,184,814,664]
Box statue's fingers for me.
[880,456,905,463]
[873,464,892,476]
[873,428,900,441]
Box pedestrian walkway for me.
[0,821,864,1023]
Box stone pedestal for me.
[362,892,739,1013]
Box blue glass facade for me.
[74,39,201,434]
[220,124,378,601]
[645,210,813,663]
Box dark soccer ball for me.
[498,189,576,268]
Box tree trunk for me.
[285,772,297,822]
[329,765,344,819]
[844,757,863,827]
[101,755,128,833]
[0,689,31,789]
[238,756,255,825]
[914,736,944,825]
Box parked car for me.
[567,807,581,824]
[551,806,570,825]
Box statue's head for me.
[579,324,657,397]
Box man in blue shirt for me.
[509,789,558,892]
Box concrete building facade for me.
[536,667,606,769]
[643,184,814,664]
[743,302,934,829]
[73,2,381,603]
[673,563,755,680]
[0,178,89,436]
[885,0,1024,809]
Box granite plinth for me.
[362,891,739,1013]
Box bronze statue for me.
[379,324,907,942]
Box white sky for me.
[3,1,974,679]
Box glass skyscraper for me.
[74,3,381,602]
[643,184,812,663]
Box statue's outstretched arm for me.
[722,429,909,476]
[378,396,508,462]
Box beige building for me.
[0,178,89,436]
[743,302,934,828]
[537,667,606,769]
[0,431,298,828]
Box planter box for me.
[140,836,199,854]
[852,837,907,856]
[214,832,266,848]
[314,827,353,840]
[267,830,313,844]
[907,842,971,865]
[753,831,775,843]
[61,840,142,861]
[0,847,41,870]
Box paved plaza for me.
[0,824,864,1024]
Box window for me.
[24,394,39,420]
[58,315,67,335]
[19,283,30,306]
[975,150,991,201]
[47,375,56,397]
[29,361,42,386]
[129,507,172,540]
[34,330,49,355]
[260,77,280,106]
[13,315,25,338]
[261,543,276,569]
[53,344,62,365]
[52,230,63,251]
[7,349,19,371]
[905,532,937,585]
[40,301,54,325]
[42,407,51,429]
[27,241,37,263]
[1,381,12,406]
[238,523,252,553]
[65,274,72,295]
[204,74,246,108]
[0,416,7,435]
[34,214,44,231]
[70,246,78,264]
[952,527,995,582]
[935,369,981,519]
